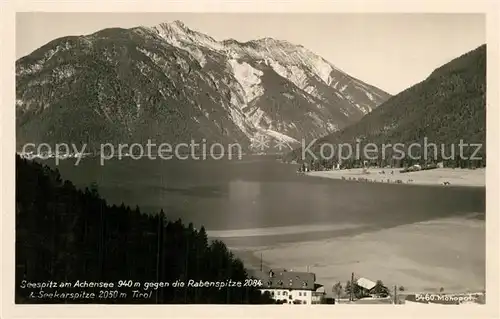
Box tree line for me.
[15,156,273,304]
[298,147,486,172]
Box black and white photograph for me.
[3,3,498,315]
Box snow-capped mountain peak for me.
[135,21,390,141]
[148,21,343,87]
[151,21,224,52]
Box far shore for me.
[304,168,485,187]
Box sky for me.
[16,13,485,95]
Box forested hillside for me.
[286,44,486,168]
[15,156,272,304]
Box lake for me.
[35,155,486,292]
[40,155,486,247]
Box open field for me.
[306,168,485,187]
[231,214,485,296]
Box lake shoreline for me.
[304,168,485,188]
[41,157,485,297]
[231,214,485,296]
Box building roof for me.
[356,277,376,290]
[256,269,316,291]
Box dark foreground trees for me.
[15,156,273,304]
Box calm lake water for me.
[41,155,485,246]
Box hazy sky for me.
[16,13,485,94]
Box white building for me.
[257,269,325,304]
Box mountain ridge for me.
[16,20,391,152]
[285,44,486,167]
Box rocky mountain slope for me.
[16,20,390,152]
[286,44,486,166]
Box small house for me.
[355,277,390,298]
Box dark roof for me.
[255,269,316,290]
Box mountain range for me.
[16,20,390,151]
[285,44,486,166]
